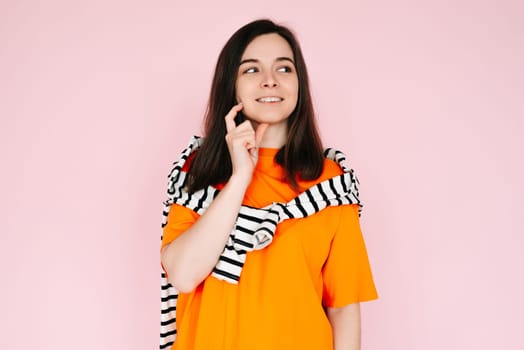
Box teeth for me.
[257,97,283,102]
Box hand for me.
[224,103,268,183]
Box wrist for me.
[227,172,252,192]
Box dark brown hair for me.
[186,19,324,193]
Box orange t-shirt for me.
[161,148,378,350]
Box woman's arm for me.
[161,173,251,292]
[326,303,361,350]
[161,104,268,293]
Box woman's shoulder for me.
[180,151,198,172]
[170,135,203,173]
[298,157,345,188]
[321,157,345,179]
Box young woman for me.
[160,19,378,350]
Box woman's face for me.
[235,33,299,130]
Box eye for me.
[277,66,293,73]
[244,67,258,74]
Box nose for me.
[261,71,278,88]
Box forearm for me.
[161,174,249,292]
[326,303,361,350]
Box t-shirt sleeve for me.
[161,204,199,251]
[322,204,378,307]
[160,204,199,277]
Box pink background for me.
[2,0,523,349]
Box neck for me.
[254,122,287,148]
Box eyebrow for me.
[238,57,295,66]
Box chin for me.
[247,114,289,125]
[244,109,293,124]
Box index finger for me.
[255,123,269,148]
[224,103,243,133]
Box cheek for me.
[288,86,299,109]
[289,83,299,103]
[235,82,251,102]
[293,80,299,96]
[285,78,299,96]
[235,78,244,99]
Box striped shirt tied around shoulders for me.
[159,135,362,349]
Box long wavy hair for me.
[186,19,324,193]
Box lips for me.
[256,96,284,102]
